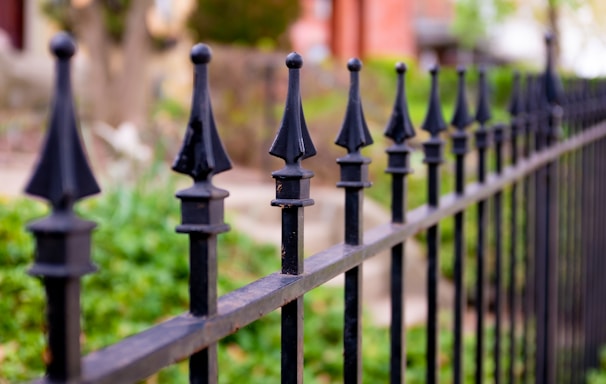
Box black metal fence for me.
[18,31,606,383]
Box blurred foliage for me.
[452,0,587,49]
[452,0,517,49]
[588,347,606,384]
[1,163,526,382]
[187,0,300,49]
[41,0,132,42]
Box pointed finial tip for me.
[191,43,212,64]
[429,65,439,75]
[347,58,362,72]
[286,52,303,69]
[395,62,407,73]
[50,32,76,59]
[545,32,554,44]
[457,65,466,75]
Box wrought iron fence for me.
[17,31,606,383]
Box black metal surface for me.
[335,58,373,384]
[474,67,491,384]
[384,62,415,384]
[535,34,562,384]
[269,52,315,384]
[507,72,521,384]
[521,73,538,384]
[25,32,100,383]
[172,43,232,384]
[493,122,505,384]
[421,65,446,384]
[450,66,472,384]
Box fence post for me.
[384,62,416,384]
[535,33,562,384]
[269,52,316,384]
[493,120,506,384]
[474,67,492,384]
[172,43,232,384]
[335,58,373,384]
[507,72,522,384]
[24,32,100,382]
[421,66,446,384]
[449,66,472,384]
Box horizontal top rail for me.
[58,121,606,384]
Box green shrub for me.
[187,0,300,49]
[1,167,526,382]
[588,347,606,384]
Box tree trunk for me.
[71,0,153,128]
[547,0,560,65]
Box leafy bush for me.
[1,167,524,382]
[588,347,606,384]
[187,0,300,49]
[1,170,385,382]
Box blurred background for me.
[2,1,606,382]
[2,0,606,184]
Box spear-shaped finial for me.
[24,32,100,211]
[421,65,447,138]
[508,72,522,117]
[172,43,232,182]
[335,58,373,153]
[450,66,473,132]
[475,67,492,126]
[269,52,316,165]
[385,62,416,143]
[544,33,563,106]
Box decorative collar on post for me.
[385,62,415,175]
[24,31,99,382]
[422,65,446,165]
[450,66,473,156]
[25,31,99,278]
[173,43,232,235]
[335,58,373,189]
[269,52,316,207]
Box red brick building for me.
[290,0,455,61]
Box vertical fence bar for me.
[24,33,100,383]
[474,67,492,384]
[493,121,505,384]
[535,34,562,384]
[571,80,583,384]
[507,72,522,384]
[583,135,595,372]
[580,78,593,377]
[533,75,549,384]
[269,53,316,384]
[421,66,446,384]
[522,74,540,384]
[384,62,416,384]
[601,132,606,366]
[450,66,473,384]
[172,44,232,384]
[557,80,575,382]
[335,58,374,384]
